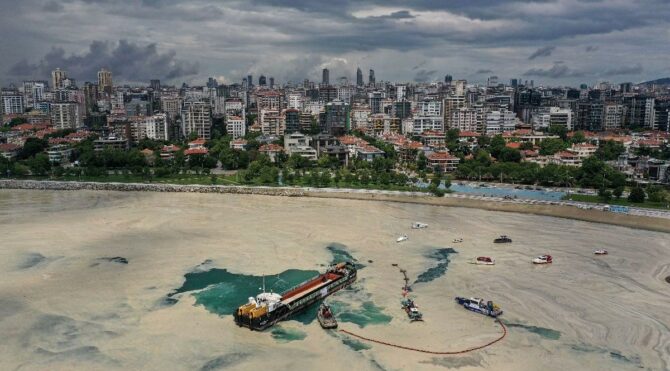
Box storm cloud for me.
[0,0,667,84]
[528,46,556,60]
[9,40,198,83]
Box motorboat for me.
[411,222,429,229]
[475,256,495,265]
[452,238,463,243]
[401,298,423,322]
[397,235,409,243]
[317,303,337,329]
[455,297,502,317]
[594,249,608,255]
[532,255,553,264]
[493,235,512,243]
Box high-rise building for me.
[1,92,24,114]
[369,69,376,85]
[226,116,246,139]
[259,75,267,86]
[283,108,301,133]
[368,91,384,114]
[51,102,80,129]
[356,68,364,86]
[141,113,169,140]
[269,77,275,88]
[181,101,212,139]
[97,68,113,96]
[322,68,330,85]
[247,75,253,88]
[444,75,453,84]
[322,100,350,136]
[51,68,66,90]
[150,79,161,91]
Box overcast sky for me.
[1,0,668,86]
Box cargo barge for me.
[234,262,357,331]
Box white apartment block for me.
[143,113,169,141]
[51,102,80,129]
[260,109,283,136]
[417,99,442,116]
[451,107,483,132]
[485,110,516,135]
[226,116,246,139]
[413,116,444,134]
[1,94,24,114]
[181,101,212,139]
[160,96,182,121]
[603,103,625,130]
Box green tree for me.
[612,186,624,199]
[595,140,625,161]
[539,138,567,155]
[499,147,522,163]
[27,153,51,176]
[18,138,49,160]
[627,186,646,203]
[416,152,427,171]
[598,187,612,202]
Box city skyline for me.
[1,0,669,85]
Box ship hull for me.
[234,270,356,331]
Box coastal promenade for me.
[1,179,668,232]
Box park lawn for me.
[563,193,670,210]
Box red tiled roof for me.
[556,151,578,158]
[259,144,284,152]
[161,144,181,152]
[506,142,521,149]
[184,148,209,156]
[0,143,20,152]
[459,131,480,137]
[189,138,207,146]
[427,151,458,161]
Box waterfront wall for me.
[1,179,668,233]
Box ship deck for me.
[281,272,341,305]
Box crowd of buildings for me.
[1,66,669,184]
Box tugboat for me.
[493,235,512,243]
[317,303,337,329]
[412,222,429,229]
[532,255,553,264]
[401,298,423,322]
[234,262,357,331]
[594,249,608,255]
[474,256,495,265]
[397,234,409,243]
[455,297,503,317]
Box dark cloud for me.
[476,69,493,74]
[523,62,584,78]
[9,40,198,83]
[414,69,437,82]
[585,45,598,52]
[528,46,556,60]
[602,64,643,76]
[42,1,64,12]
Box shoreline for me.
[1,179,668,233]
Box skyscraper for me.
[444,75,453,84]
[247,75,253,88]
[150,79,161,91]
[322,68,330,85]
[97,68,113,96]
[369,69,376,85]
[356,68,363,86]
[269,77,275,88]
[52,68,66,90]
[259,75,267,86]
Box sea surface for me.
[0,189,668,370]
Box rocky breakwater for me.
[0,179,306,197]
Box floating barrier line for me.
[339,319,507,355]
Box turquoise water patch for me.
[170,268,318,316]
[270,326,307,342]
[505,322,561,340]
[571,344,642,367]
[328,243,365,269]
[329,300,392,328]
[414,248,457,284]
[341,337,372,351]
[609,351,641,365]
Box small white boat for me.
[475,256,495,265]
[594,249,608,255]
[397,235,409,243]
[412,222,428,229]
[532,255,553,264]
[452,238,463,243]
